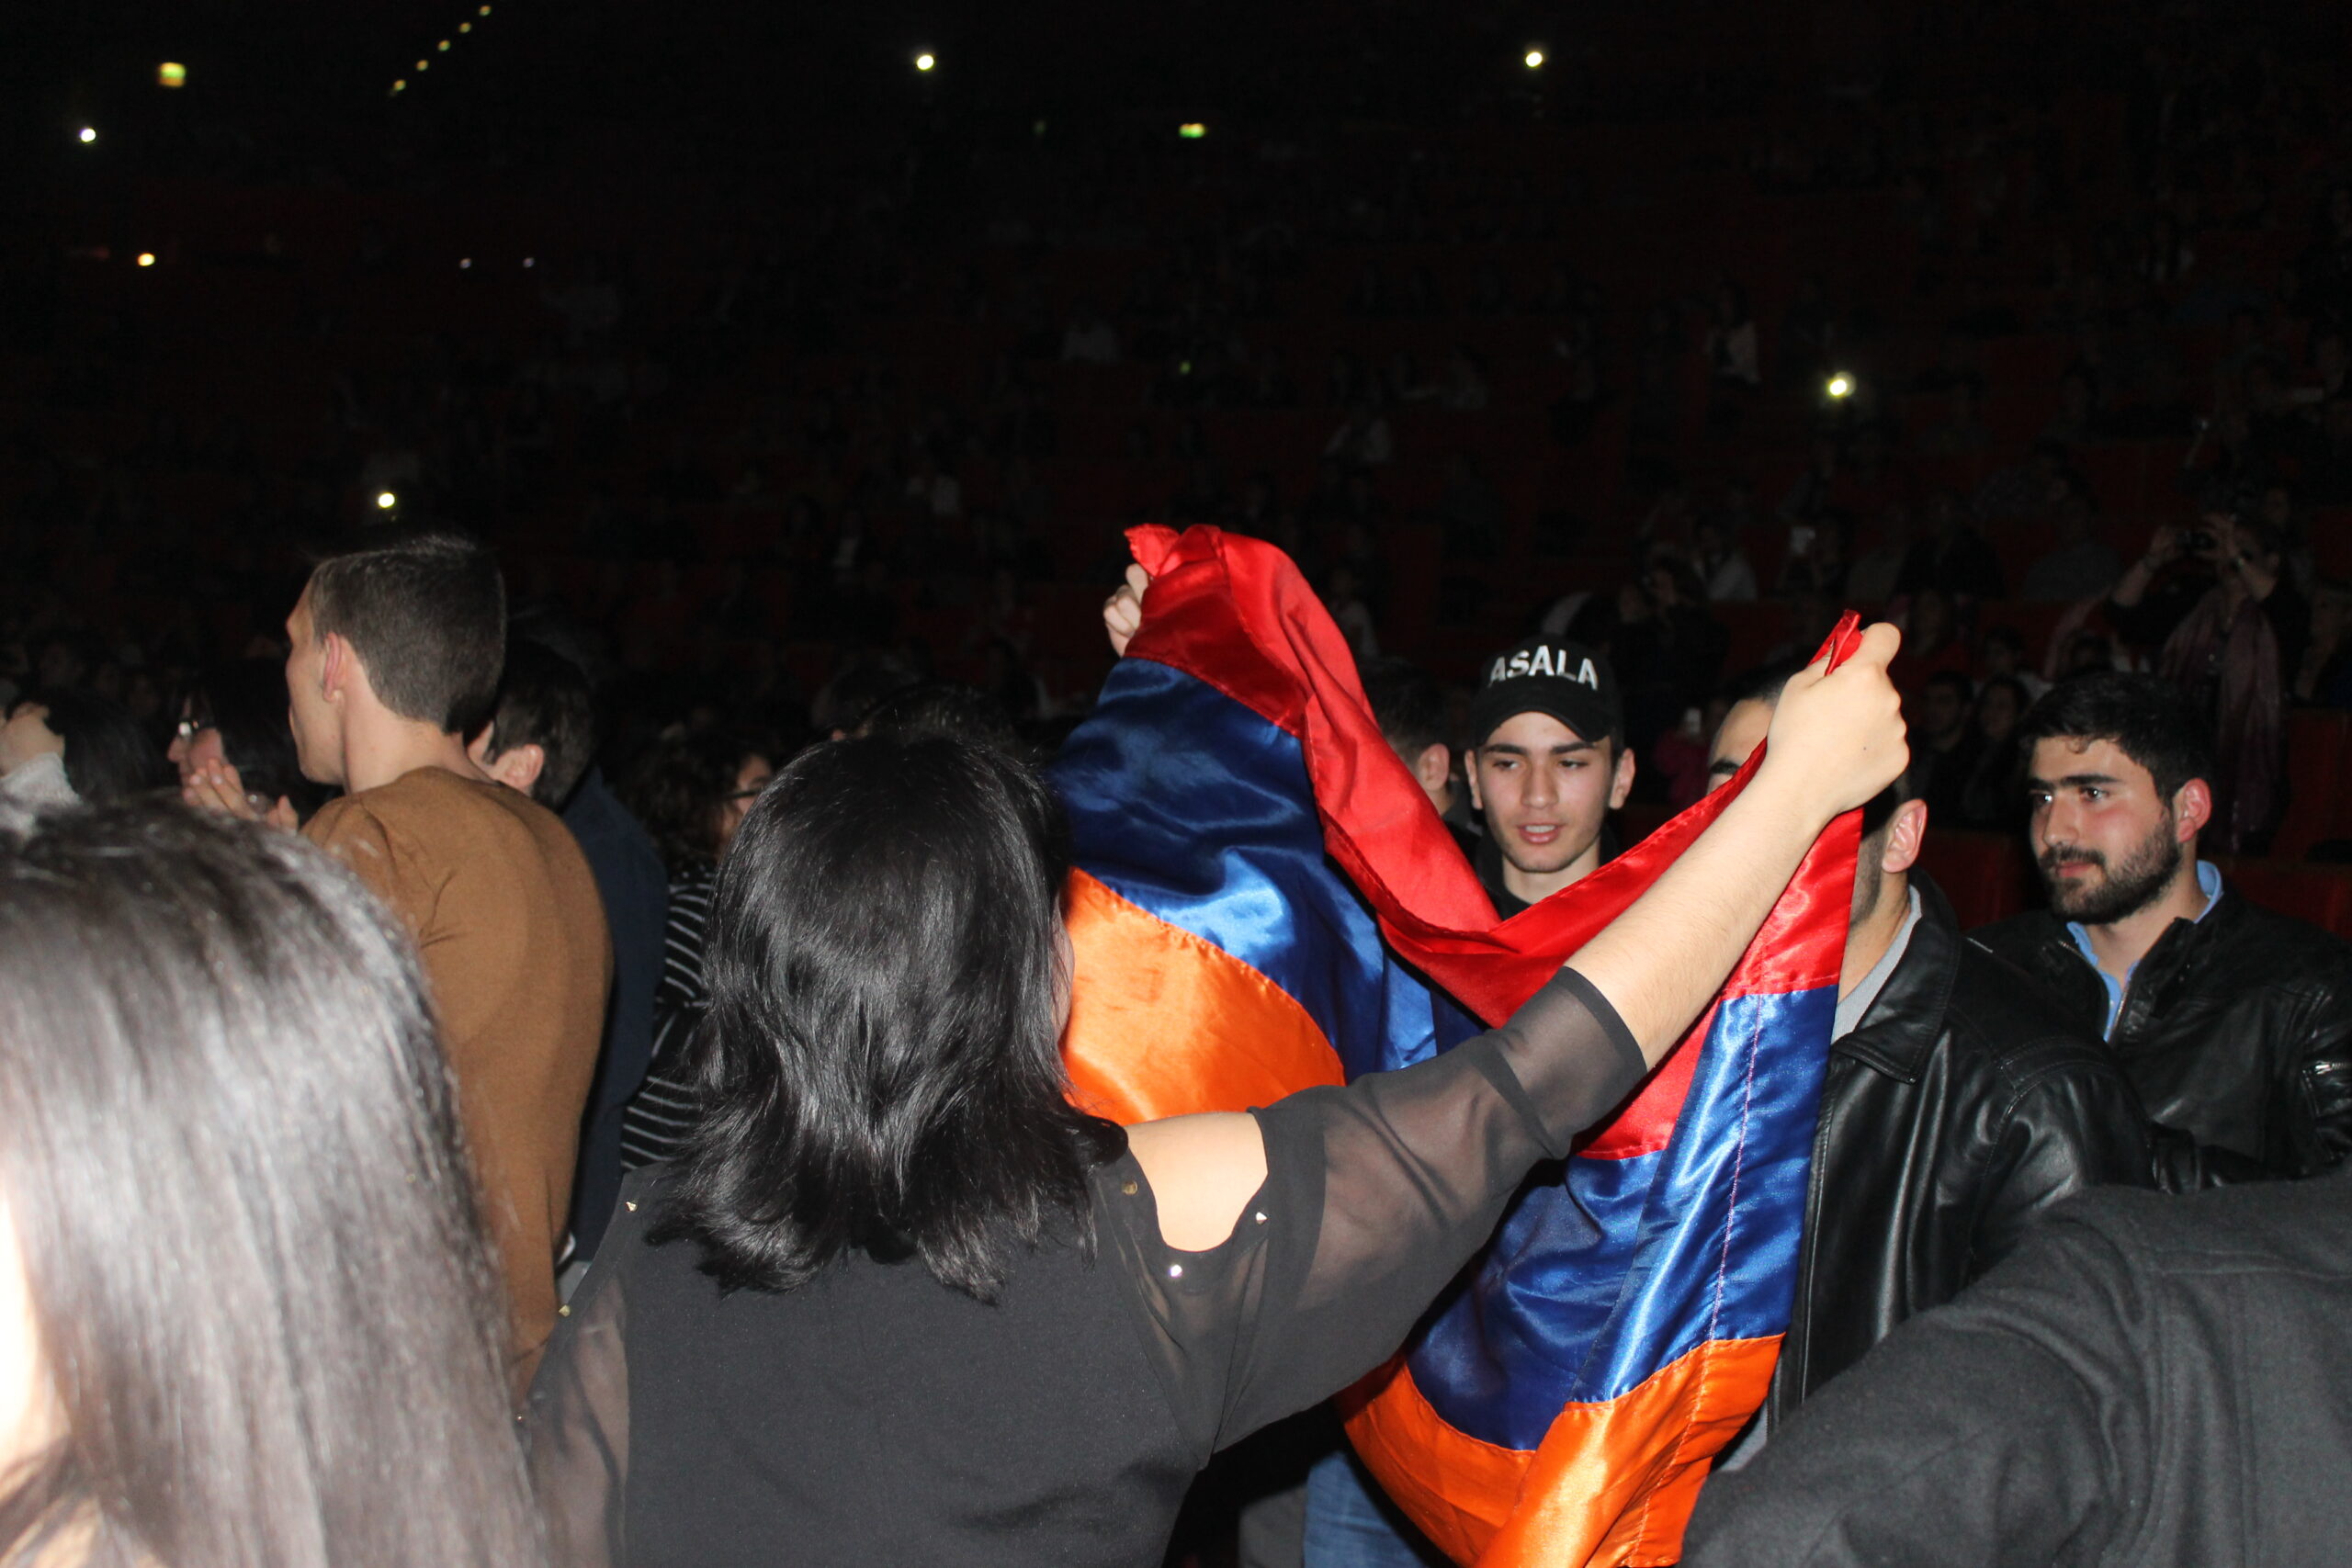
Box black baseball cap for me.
[1468,635,1623,749]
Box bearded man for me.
[1976,672,2352,1186]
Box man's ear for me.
[1608,745,1637,811]
[1881,798,1930,876]
[480,740,546,797]
[1412,741,1452,798]
[2173,778,2213,843]
[319,632,354,704]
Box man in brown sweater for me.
[187,533,610,1393]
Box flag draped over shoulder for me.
[1050,525,1861,1568]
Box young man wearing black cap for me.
[1464,633,1636,917]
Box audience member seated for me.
[185,534,612,1393]
[2110,516,2305,852]
[1889,588,1973,694]
[1685,1177,2352,1568]
[1616,555,1729,755]
[617,730,777,1171]
[1899,491,2007,604]
[1908,669,1984,824]
[2018,487,2123,603]
[472,640,671,1260]
[2297,579,2352,707]
[1359,656,1479,855]
[1976,674,2352,1186]
[1976,624,2048,700]
[1955,673,2032,830]
[1703,671,2148,1466]
[0,806,544,1568]
[0,691,170,818]
[1841,505,1911,605]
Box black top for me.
[1975,890,2352,1183]
[526,969,1644,1567]
[1474,822,1620,919]
[562,770,671,1255]
[1757,875,2150,1433]
[1685,1171,2352,1568]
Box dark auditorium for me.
[4,1,2352,1565]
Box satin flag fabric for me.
[1053,525,1860,1568]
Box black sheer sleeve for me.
[1097,966,1645,1456]
[526,1178,649,1568]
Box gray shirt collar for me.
[1834,886,1923,1040]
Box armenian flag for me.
[1052,525,1859,1567]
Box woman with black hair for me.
[168,660,328,822]
[0,806,546,1568]
[0,691,173,819]
[529,627,1910,1566]
[616,731,775,1170]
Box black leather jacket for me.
[1761,874,2153,1428]
[1975,885,2352,1187]
[1690,1174,2352,1568]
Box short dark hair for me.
[1359,657,1450,755]
[187,660,324,817]
[855,680,1020,753]
[2018,671,2213,800]
[813,653,920,734]
[1721,657,1811,709]
[308,533,504,735]
[0,807,540,1567]
[652,735,1124,1303]
[24,689,172,804]
[482,642,597,808]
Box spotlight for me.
[416,60,429,70]
[459,22,472,32]
[375,491,399,511]
[1178,122,1206,140]
[157,62,187,88]
[136,252,155,267]
[459,257,472,269]
[914,51,935,72]
[1524,49,1545,68]
[77,127,96,144]
[391,79,406,93]
[1826,372,1856,400]
[479,5,492,13]
[437,39,451,51]
[523,256,536,268]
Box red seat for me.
[2276,710,2352,860]
[1916,828,2036,929]
[2211,859,2352,942]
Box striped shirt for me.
[618,864,718,1170]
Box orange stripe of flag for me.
[1342,1336,1784,1567]
[1062,868,1345,1123]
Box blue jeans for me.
[1303,1449,1451,1568]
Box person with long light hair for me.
[0,806,547,1568]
